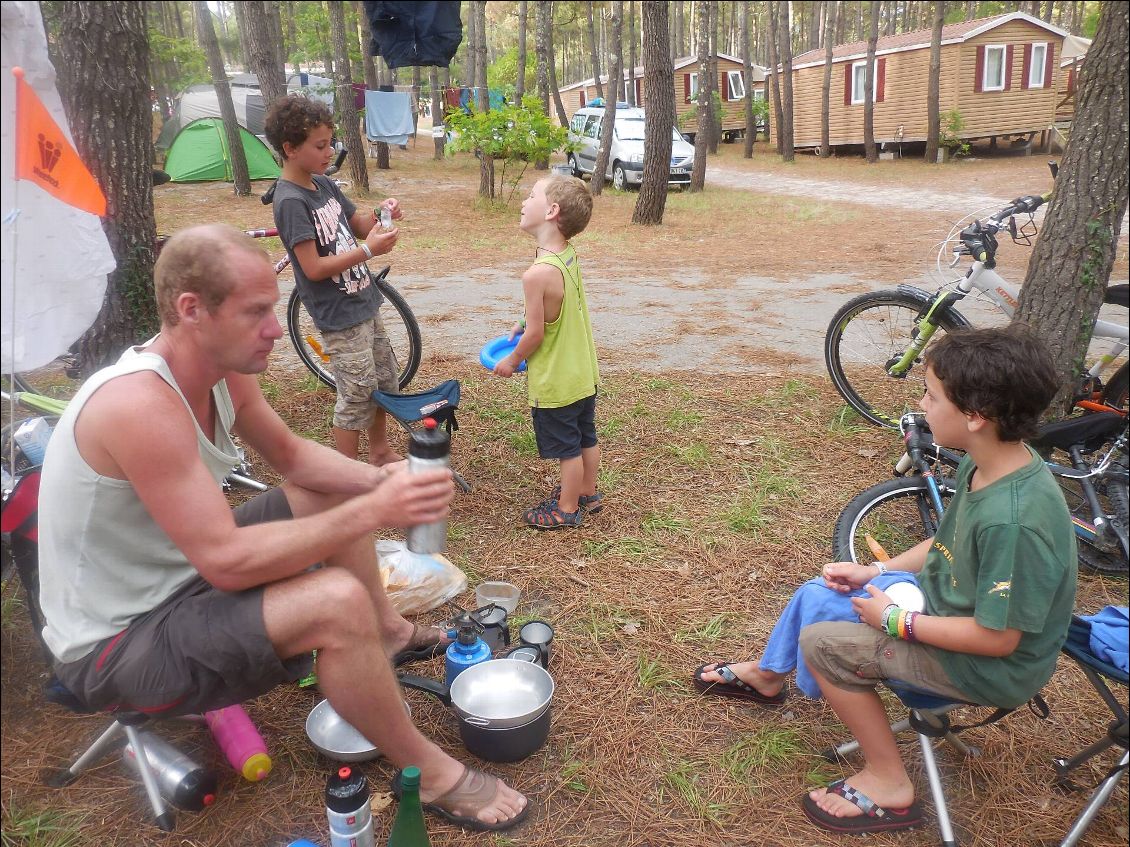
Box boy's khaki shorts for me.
[799,621,974,703]
[322,313,399,431]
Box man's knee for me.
[280,481,351,519]
[276,569,377,642]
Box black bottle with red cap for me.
[325,765,374,847]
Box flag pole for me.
[6,69,26,480]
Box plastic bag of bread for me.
[376,540,467,614]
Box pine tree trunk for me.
[632,1,673,225]
[1014,1,1130,417]
[743,0,756,158]
[777,1,795,161]
[429,66,446,160]
[587,1,604,99]
[627,0,636,105]
[925,1,945,164]
[864,0,879,163]
[516,1,528,100]
[820,0,837,156]
[473,1,494,199]
[535,2,552,168]
[768,1,784,154]
[593,1,622,196]
[706,0,720,153]
[690,0,710,191]
[547,11,570,127]
[237,1,286,108]
[54,2,158,374]
[353,0,379,90]
[328,0,369,191]
[194,1,251,195]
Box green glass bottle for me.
[388,766,430,846]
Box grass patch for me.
[506,430,538,457]
[661,759,728,824]
[668,440,710,466]
[642,510,693,537]
[1,588,25,632]
[597,415,626,439]
[828,405,871,437]
[719,728,806,784]
[577,600,633,642]
[595,466,621,493]
[0,801,85,847]
[665,408,704,430]
[637,655,682,690]
[674,613,735,644]
[560,759,589,792]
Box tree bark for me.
[925,1,945,164]
[194,1,250,195]
[706,0,720,153]
[742,0,756,158]
[777,1,795,161]
[768,1,784,154]
[627,0,637,105]
[236,1,287,108]
[328,0,369,191]
[465,0,478,97]
[863,0,879,163]
[353,0,379,90]
[535,1,552,169]
[1014,1,1129,417]
[820,0,837,157]
[632,1,673,225]
[516,0,528,100]
[55,1,158,374]
[587,1,604,99]
[473,1,494,199]
[429,66,446,160]
[547,8,570,126]
[593,0,623,196]
[690,0,710,191]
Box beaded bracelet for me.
[904,611,919,643]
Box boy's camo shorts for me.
[321,312,399,430]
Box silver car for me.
[567,106,695,190]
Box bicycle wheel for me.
[832,476,953,564]
[825,290,971,429]
[1100,362,1129,413]
[1065,447,1129,576]
[286,269,422,391]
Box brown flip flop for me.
[693,662,788,706]
[392,623,452,667]
[391,767,530,832]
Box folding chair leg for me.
[1059,751,1129,847]
[123,724,176,832]
[45,720,125,787]
[915,723,959,847]
[453,469,472,493]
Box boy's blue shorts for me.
[531,394,597,459]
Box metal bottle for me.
[325,765,375,847]
[122,731,218,811]
[405,418,450,554]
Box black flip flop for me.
[391,768,530,832]
[692,662,788,706]
[801,779,924,835]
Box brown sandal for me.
[392,767,530,832]
[392,623,452,667]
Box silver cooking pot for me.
[398,659,554,729]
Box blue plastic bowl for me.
[480,334,527,372]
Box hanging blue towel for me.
[759,572,922,699]
[364,90,415,144]
[1080,606,1129,673]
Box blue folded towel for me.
[1080,606,1129,673]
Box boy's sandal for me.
[549,484,603,513]
[523,500,584,530]
[692,662,788,706]
[801,779,924,835]
[391,767,530,832]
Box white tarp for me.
[1,1,115,373]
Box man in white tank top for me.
[37,224,528,832]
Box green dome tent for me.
[164,118,280,183]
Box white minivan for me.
[566,106,695,190]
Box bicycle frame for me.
[888,261,1130,379]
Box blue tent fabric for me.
[364,90,415,144]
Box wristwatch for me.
[874,562,889,575]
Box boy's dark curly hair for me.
[924,325,1060,442]
[264,94,334,159]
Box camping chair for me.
[1054,613,1128,847]
[371,378,471,492]
[824,682,1048,847]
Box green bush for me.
[939,108,971,158]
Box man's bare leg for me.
[281,481,444,656]
[263,568,526,826]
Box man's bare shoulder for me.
[80,369,189,430]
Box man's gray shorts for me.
[53,488,314,715]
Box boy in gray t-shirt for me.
[266,94,403,464]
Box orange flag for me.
[12,66,106,216]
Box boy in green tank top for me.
[494,176,601,529]
[795,326,1077,836]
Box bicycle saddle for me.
[1031,412,1126,454]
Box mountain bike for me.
[833,413,1129,576]
[824,179,1130,429]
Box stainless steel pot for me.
[398,659,554,729]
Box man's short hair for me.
[924,325,1060,442]
[543,175,593,239]
[155,225,270,327]
[264,94,334,159]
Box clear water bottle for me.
[122,731,218,812]
[325,765,375,847]
[405,418,450,555]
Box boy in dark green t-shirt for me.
[798,326,1076,836]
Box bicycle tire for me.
[1071,446,1129,576]
[832,475,953,564]
[1100,362,1129,413]
[825,289,971,429]
[286,271,422,391]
